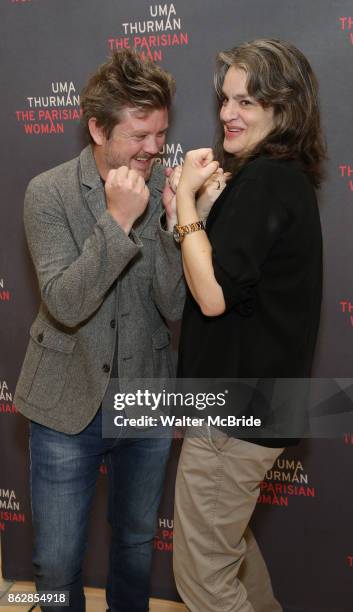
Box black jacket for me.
[178,156,322,445]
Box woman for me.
[173,40,326,612]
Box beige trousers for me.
[173,425,284,612]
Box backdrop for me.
[1,1,353,611]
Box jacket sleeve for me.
[24,178,141,327]
[151,212,185,321]
[211,177,288,315]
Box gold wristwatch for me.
[173,220,205,243]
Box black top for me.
[177,156,323,446]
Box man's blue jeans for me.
[29,409,171,612]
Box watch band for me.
[173,220,205,243]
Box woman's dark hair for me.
[214,39,327,187]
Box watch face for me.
[173,226,181,243]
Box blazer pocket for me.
[151,325,172,376]
[17,318,77,411]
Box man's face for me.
[99,107,168,180]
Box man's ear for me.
[88,118,105,146]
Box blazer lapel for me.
[80,145,106,223]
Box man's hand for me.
[162,166,182,231]
[197,168,231,221]
[105,167,150,234]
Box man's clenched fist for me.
[105,167,150,234]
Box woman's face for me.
[220,66,275,157]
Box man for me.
[14,50,184,612]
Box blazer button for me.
[102,364,110,373]
[110,320,116,329]
[37,333,44,343]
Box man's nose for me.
[143,136,160,155]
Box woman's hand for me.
[197,168,231,221]
[177,148,219,196]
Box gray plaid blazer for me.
[14,146,185,433]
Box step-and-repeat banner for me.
[1,2,353,611]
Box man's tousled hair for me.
[81,50,175,141]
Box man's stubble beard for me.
[105,149,156,182]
